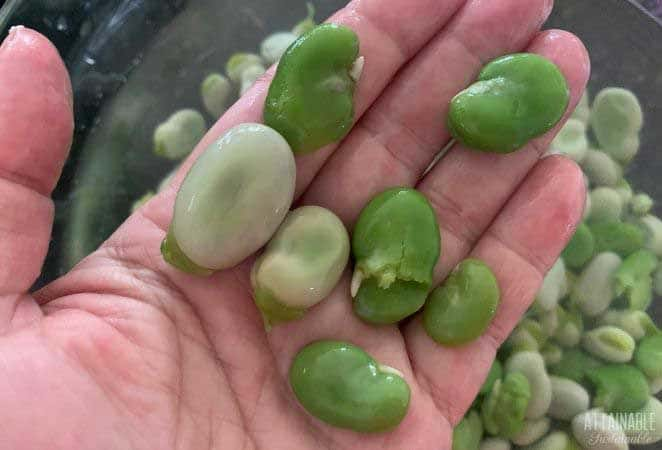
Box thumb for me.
[0,26,73,295]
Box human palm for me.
[0,0,590,449]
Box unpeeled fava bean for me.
[548,376,590,421]
[264,23,361,153]
[505,352,552,419]
[562,224,595,270]
[591,221,645,257]
[631,193,653,217]
[153,109,207,160]
[572,252,622,317]
[634,334,662,379]
[588,187,623,223]
[352,188,440,324]
[572,409,628,450]
[226,52,263,83]
[591,87,643,153]
[587,364,649,413]
[639,214,662,256]
[599,309,659,341]
[448,53,569,153]
[201,73,232,118]
[424,259,500,346]
[549,119,588,163]
[453,410,483,450]
[240,64,266,95]
[572,91,590,123]
[582,326,635,363]
[511,417,551,446]
[623,397,662,444]
[536,259,567,310]
[162,123,296,274]
[522,431,580,450]
[554,306,584,348]
[482,372,531,438]
[289,340,410,433]
[479,438,511,450]
[251,206,350,328]
[581,149,623,187]
[260,32,298,64]
[550,348,603,384]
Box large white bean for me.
[171,123,296,270]
[549,376,590,421]
[505,352,552,419]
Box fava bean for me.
[548,376,590,421]
[505,352,552,419]
[591,88,643,155]
[614,179,633,205]
[623,397,662,444]
[655,264,662,296]
[631,193,654,217]
[639,214,662,256]
[581,149,623,187]
[240,64,266,95]
[512,417,551,446]
[561,223,595,270]
[572,409,628,450]
[536,259,567,310]
[251,206,350,328]
[201,73,232,118]
[554,306,584,348]
[352,188,440,324]
[599,309,659,341]
[453,410,483,450]
[634,334,662,379]
[542,343,563,366]
[264,24,361,153]
[292,2,316,36]
[522,431,580,450]
[571,91,590,123]
[162,123,296,274]
[572,252,622,317]
[549,119,588,163]
[479,438,511,450]
[260,32,298,64]
[289,340,410,433]
[448,53,569,153]
[591,221,645,257]
[480,360,503,395]
[588,187,623,223]
[482,372,531,438]
[424,259,500,346]
[582,326,635,363]
[153,109,207,160]
[550,348,603,384]
[586,364,649,413]
[226,52,263,83]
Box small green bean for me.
[548,376,590,421]
[582,326,635,363]
[201,73,233,118]
[448,53,569,153]
[590,221,645,257]
[153,109,208,160]
[424,259,500,346]
[482,372,531,438]
[561,223,595,270]
[352,188,440,324]
[634,334,662,379]
[581,149,623,187]
[251,206,350,328]
[572,252,622,317]
[289,340,410,433]
[453,410,483,450]
[588,187,623,223]
[264,23,361,154]
[613,249,657,310]
[586,364,649,413]
[505,352,552,419]
[572,409,628,450]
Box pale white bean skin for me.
[536,258,566,311]
[512,417,551,446]
[623,397,662,444]
[505,352,552,419]
[548,376,590,421]
[479,438,511,450]
[572,252,622,317]
[582,326,635,363]
[572,409,628,450]
[260,32,298,64]
[522,431,571,450]
[172,123,296,270]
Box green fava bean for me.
[550,348,603,384]
[453,410,483,450]
[264,24,361,154]
[251,206,350,329]
[635,334,662,379]
[590,221,645,257]
[586,364,649,413]
[352,188,440,324]
[448,53,569,153]
[562,223,595,270]
[482,372,531,438]
[289,340,410,433]
[424,259,500,346]
[480,360,504,395]
[162,123,296,274]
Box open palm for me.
[0,0,590,449]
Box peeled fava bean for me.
[582,326,635,363]
[482,372,531,439]
[550,348,603,384]
[162,123,296,275]
[448,53,569,153]
[289,340,410,433]
[424,259,500,346]
[590,221,645,258]
[548,376,590,421]
[264,23,362,154]
[452,410,483,450]
[572,409,628,450]
[251,206,350,328]
[586,364,649,413]
[505,352,552,419]
[572,252,622,317]
[153,109,208,160]
[352,188,440,324]
[634,334,662,379]
[561,223,595,270]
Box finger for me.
[142,0,470,230]
[405,156,585,424]
[419,30,590,283]
[0,26,73,296]
[301,0,554,224]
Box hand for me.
[0,0,589,448]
